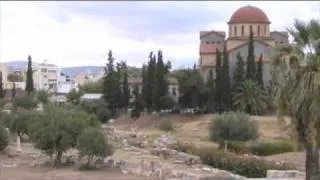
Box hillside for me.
[3,61,142,77]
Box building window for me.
[258,26,260,36]
[43,75,47,78]
[234,26,237,36]
[211,41,215,44]
[217,41,221,44]
[264,26,267,35]
[249,25,253,34]
[206,41,209,44]
[241,25,244,36]
[280,41,284,44]
[41,68,47,72]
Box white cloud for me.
[0,1,319,68]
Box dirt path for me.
[0,166,152,180]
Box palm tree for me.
[232,79,267,115]
[272,19,320,180]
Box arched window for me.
[234,26,237,36]
[241,25,244,36]
[258,26,260,36]
[249,25,253,34]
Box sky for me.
[0,1,319,69]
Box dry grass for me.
[114,113,291,149]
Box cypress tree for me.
[145,52,157,111]
[12,82,16,100]
[121,62,130,110]
[257,54,264,88]
[156,50,168,110]
[215,49,222,113]
[246,30,256,81]
[103,50,120,118]
[206,69,215,111]
[0,72,4,99]
[131,85,144,119]
[233,52,245,91]
[141,64,148,109]
[25,55,34,95]
[221,45,231,111]
[150,54,158,111]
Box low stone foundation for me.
[267,170,305,179]
[104,157,247,180]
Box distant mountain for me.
[2,61,142,77]
[61,66,104,77]
[2,60,29,69]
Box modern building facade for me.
[31,60,59,92]
[199,5,289,86]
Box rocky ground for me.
[0,143,154,180]
[0,114,308,180]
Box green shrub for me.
[78,163,99,171]
[222,140,250,154]
[250,140,298,156]
[158,119,174,132]
[198,149,296,178]
[0,125,9,151]
[209,112,259,143]
[13,95,38,110]
[77,127,114,165]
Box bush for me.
[77,127,114,165]
[250,140,298,156]
[222,140,250,154]
[198,149,296,178]
[13,95,38,110]
[158,119,174,132]
[0,125,9,151]
[209,112,259,143]
[96,107,111,123]
[80,100,111,123]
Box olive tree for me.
[0,124,9,151]
[77,127,114,166]
[28,105,100,166]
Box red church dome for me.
[228,5,270,24]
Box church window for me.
[234,26,237,36]
[241,25,244,36]
[258,26,260,36]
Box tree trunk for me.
[16,135,22,152]
[306,147,319,180]
[55,151,62,166]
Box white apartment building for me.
[31,60,59,92]
[56,68,78,94]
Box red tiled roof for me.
[228,5,270,24]
[200,44,224,54]
[200,31,226,38]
